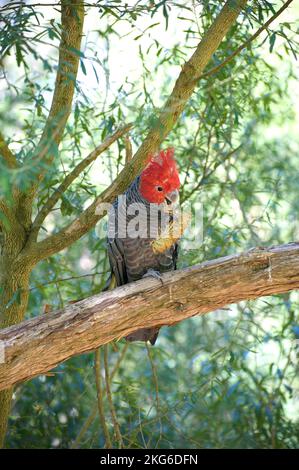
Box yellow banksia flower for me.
[151,212,191,254]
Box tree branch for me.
[0,242,298,391]
[32,123,133,233]
[0,200,23,236]
[71,343,129,448]
[124,135,133,164]
[181,144,242,203]
[0,132,18,169]
[24,0,248,263]
[0,137,18,228]
[200,0,294,80]
[103,345,123,448]
[94,348,112,448]
[33,0,84,180]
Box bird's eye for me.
[157,186,163,192]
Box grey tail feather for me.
[125,327,160,346]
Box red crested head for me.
[139,148,180,204]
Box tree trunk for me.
[0,388,13,448]
[0,232,32,447]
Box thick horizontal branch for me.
[0,242,298,390]
[25,0,248,262]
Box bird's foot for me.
[143,268,164,285]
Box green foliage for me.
[1,0,299,449]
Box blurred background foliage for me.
[0,0,298,448]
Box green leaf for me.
[80,59,87,75]
[60,194,76,216]
[92,63,99,84]
[269,33,276,53]
[163,3,169,30]
[68,46,85,58]
[15,43,24,67]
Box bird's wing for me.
[107,237,127,286]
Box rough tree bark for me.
[0,207,34,447]
[0,242,298,391]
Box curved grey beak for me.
[165,189,180,206]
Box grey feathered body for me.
[107,176,178,344]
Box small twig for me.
[146,343,162,448]
[94,348,112,448]
[29,271,108,291]
[181,144,242,203]
[32,123,133,232]
[103,345,124,449]
[138,408,148,449]
[71,405,97,449]
[71,337,129,449]
[200,0,294,80]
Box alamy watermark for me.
[95,196,203,251]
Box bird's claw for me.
[143,268,164,285]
